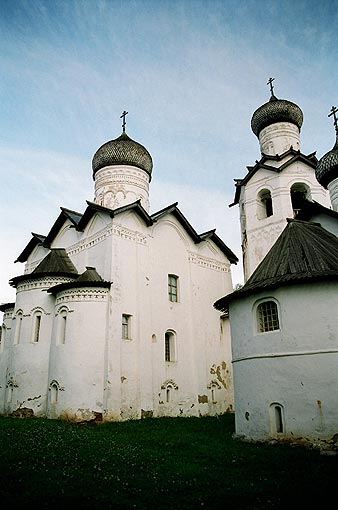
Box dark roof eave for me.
[47,280,111,296]
[230,150,318,206]
[0,302,15,312]
[9,272,78,288]
[214,271,338,312]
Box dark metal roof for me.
[230,149,318,207]
[251,94,303,137]
[0,302,15,312]
[295,199,338,221]
[10,249,78,288]
[14,200,238,267]
[15,233,46,263]
[92,131,153,179]
[214,219,338,312]
[47,266,111,295]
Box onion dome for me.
[316,137,338,189]
[251,93,303,138]
[92,131,153,179]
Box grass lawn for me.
[0,413,337,509]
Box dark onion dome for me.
[251,93,303,137]
[92,131,153,179]
[315,136,338,189]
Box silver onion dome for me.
[251,94,303,138]
[316,137,338,189]
[92,131,153,179]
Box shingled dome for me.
[92,131,153,179]
[251,94,303,137]
[315,137,338,189]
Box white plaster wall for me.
[229,282,338,440]
[0,307,14,413]
[0,206,235,421]
[4,278,57,416]
[258,122,300,156]
[94,165,150,212]
[47,287,109,421]
[239,161,330,279]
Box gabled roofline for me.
[14,200,238,267]
[15,233,47,263]
[229,149,318,207]
[77,199,153,230]
[43,207,83,246]
[151,202,200,243]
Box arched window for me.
[14,311,23,345]
[290,183,311,216]
[270,403,284,434]
[161,379,179,404]
[49,379,64,404]
[256,301,280,333]
[31,311,42,343]
[57,308,68,345]
[257,189,273,219]
[0,325,3,351]
[50,382,59,404]
[164,330,176,362]
[207,380,221,403]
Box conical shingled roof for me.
[10,249,78,288]
[214,219,338,312]
[47,266,111,295]
[32,248,78,274]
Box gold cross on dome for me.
[267,77,275,95]
[120,110,128,132]
[328,105,338,135]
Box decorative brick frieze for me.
[188,252,230,272]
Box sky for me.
[1,0,338,308]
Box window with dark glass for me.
[168,274,178,302]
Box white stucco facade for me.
[228,282,338,441]
[0,132,237,421]
[238,152,330,280]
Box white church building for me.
[215,83,338,443]
[2,83,338,444]
[0,113,238,422]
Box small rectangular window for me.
[122,314,131,340]
[257,301,279,332]
[168,274,178,302]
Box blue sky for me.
[1,0,338,304]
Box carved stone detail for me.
[188,252,230,272]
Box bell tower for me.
[231,80,331,281]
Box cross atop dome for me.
[120,110,128,133]
[267,77,275,96]
[328,105,338,136]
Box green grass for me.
[0,413,337,509]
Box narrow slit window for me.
[168,274,178,302]
[122,314,131,340]
[14,314,23,345]
[165,331,176,362]
[58,310,67,344]
[33,314,42,343]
